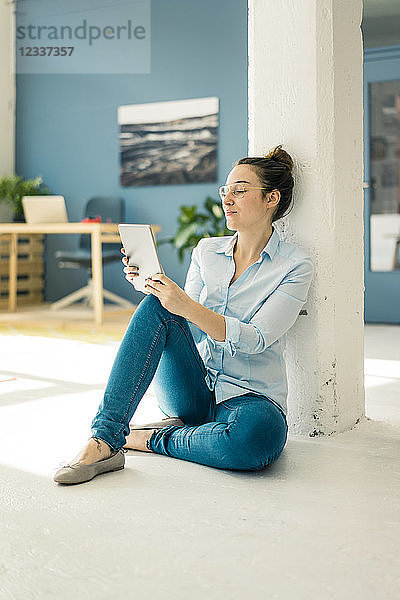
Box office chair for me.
[51,196,134,311]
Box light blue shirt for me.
[183,226,314,417]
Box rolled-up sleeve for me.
[184,241,207,345]
[212,257,314,356]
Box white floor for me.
[0,324,399,599]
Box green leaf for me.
[0,174,50,219]
[211,204,223,218]
[174,222,198,249]
[178,205,197,224]
[204,197,215,215]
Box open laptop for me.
[22,195,68,224]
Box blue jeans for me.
[91,294,288,471]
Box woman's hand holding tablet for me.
[121,248,139,281]
[119,228,192,316]
[118,224,164,294]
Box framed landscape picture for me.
[118,96,219,186]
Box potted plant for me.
[157,196,233,262]
[0,175,50,222]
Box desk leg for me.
[91,230,103,325]
[9,233,18,312]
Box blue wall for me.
[16,0,248,304]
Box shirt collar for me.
[215,226,279,261]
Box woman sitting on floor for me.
[54,145,314,485]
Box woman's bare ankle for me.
[124,429,154,452]
[71,437,113,465]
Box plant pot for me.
[0,202,14,222]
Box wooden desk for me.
[0,222,161,325]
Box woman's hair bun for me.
[236,145,295,223]
[264,144,293,172]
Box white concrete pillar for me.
[248,0,365,435]
[0,0,15,174]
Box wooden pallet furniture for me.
[0,234,45,308]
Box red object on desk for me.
[81,215,102,223]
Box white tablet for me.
[118,224,163,293]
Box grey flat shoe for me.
[129,416,185,431]
[54,448,126,485]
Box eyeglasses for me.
[218,183,269,201]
